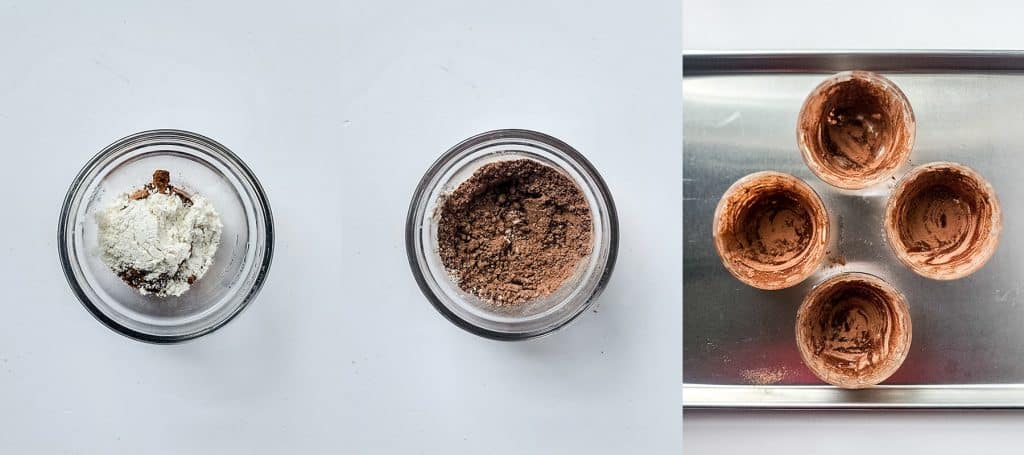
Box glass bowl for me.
[59,130,274,343]
[406,129,618,340]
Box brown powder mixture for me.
[798,72,914,190]
[734,192,813,267]
[437,159,593,306]
[891,167,992,269]
[901,185,974,256]
[807,287,894,377]
[884,163,1001,280]
[816,78,900,174]
[797,274,911,388]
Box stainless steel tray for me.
[683,51,1024,409]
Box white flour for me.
[96,190,222,297]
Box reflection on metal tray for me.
[683,51,1024,409]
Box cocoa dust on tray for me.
[437,159,593,306]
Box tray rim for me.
[684,384,1024,410]
[682,50,1024,410]
[683,49,1024,75]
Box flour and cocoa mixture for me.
[796,273,911,389]
[437,159,593,306]
[894,170,984,267]
[734,192,812,267]
[714,171,829,290]
[818,78,895,172]
[807,287,894,375]
[885,163,1001,279]
[900,185,975,258]
[96,170,222,297]
[798,71,914,189]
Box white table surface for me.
[684,0,1024,453]
[0,1,682,453]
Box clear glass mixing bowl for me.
[406,129,618,340]
[59,130,274,343]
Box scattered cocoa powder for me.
[828,254,847,267]
[437,159,593,306]
[741,367,791,385]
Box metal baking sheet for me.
[683,51,1024,409]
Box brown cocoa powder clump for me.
[437,159,593,306]
[129,169,192,204]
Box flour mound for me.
[96,191,222,297]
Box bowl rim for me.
[883,161,1002,280]
[712,170,830,290]
[405,129,619,341]
[58,129,275,344]
[796,70,916,190]
[794,271,912,389]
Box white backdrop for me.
[684,0,1024,453]
[683,0,1024,50]
[0,1,682,453]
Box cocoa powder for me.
[130,170,192,204]
[437,159,593,306]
